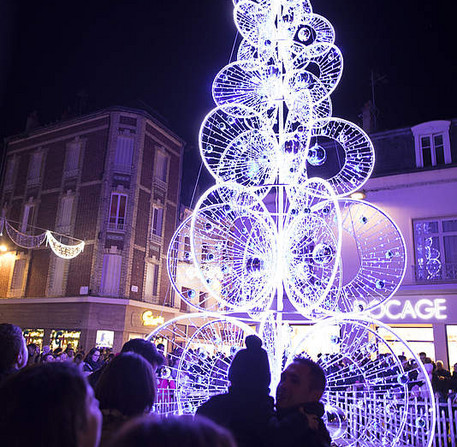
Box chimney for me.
[361,100,374,134]
[25,110,40,133]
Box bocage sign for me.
[370,298,448,321]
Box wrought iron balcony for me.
[414,262,457,282]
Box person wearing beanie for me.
[196,335,274,447]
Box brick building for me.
[0,107,185,352]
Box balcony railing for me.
[107,221,125,232]
[414,263,457,283]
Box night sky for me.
[1,0,455,204]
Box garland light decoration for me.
[150,1,436,445]
[46,231,85,260]
[0,218,85,260]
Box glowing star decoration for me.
[149,1,435,445]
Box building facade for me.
[0,107,185,352]
[362,119,457,369]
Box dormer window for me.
[411,120,451,168]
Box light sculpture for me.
[150,1,436,445]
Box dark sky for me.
[1,0,455,203]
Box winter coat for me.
[196,387,274,447]
[268,402,332,447]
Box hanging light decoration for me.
[0,218,84,259]
[5,221,47,249]
[46,231,85,259]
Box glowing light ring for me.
[290,45,343,99]
[190,184,278,311]
[147,313,255,415]
[234,1,275,48]
[237,39,258,62]
[46,231,85,259]
[199,105,279,188]
[332,199,407,314]
[289,317,436,447]
[285,94,332,131]
[307,118,375,196]
[276,127,312,184]
[5,221,47,249]
[282,181,342,316]
[166,214,224,313]
[212,60,283,115]
[292,14,335,59]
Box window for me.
[10,259,27,292]
[447,326,457,373]
[180,287,190,312]
[27,151,44,185]
[108,193,127,231]
[199,292,207,309]
[182,236,191,262]
[154,150,168,182]
[114,135,134,172]
[100,254,122,296]
[377,326,435,360]
[56,194,74,233]
[414,217,457,281]
[411,121,451,168]
[49,257,66,296]
[151,207,163,237]
[145,262,159,298]
[3,157,17,190]
[64,140,81,177]
[21,202,35,233]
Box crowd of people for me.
[0,323,332,447]
[2,321,457,447]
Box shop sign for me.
[370,298,447,321]
[142,311,165,327]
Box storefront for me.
[0,296,180,352]
[370,294,456,368]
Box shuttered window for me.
[114,136,134,172]
[100,254,122,296]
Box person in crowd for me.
[0,362,102,447]
[88,338,164,388]
[108,414,236,447]
[270,357,332,447]
[26,342,40,365]
[95,352,156,447]
[75,352,85,369]
[42,351,56,363]
[450,363,457,394]
[432,360,451,399]
[66,345,76,361]
[0,323,28,384]
[121,338,165,371]
[196,335,274,447]
[84,347,103,373]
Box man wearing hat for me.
[196,334,274,447]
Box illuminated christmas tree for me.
[150,1,436,445]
